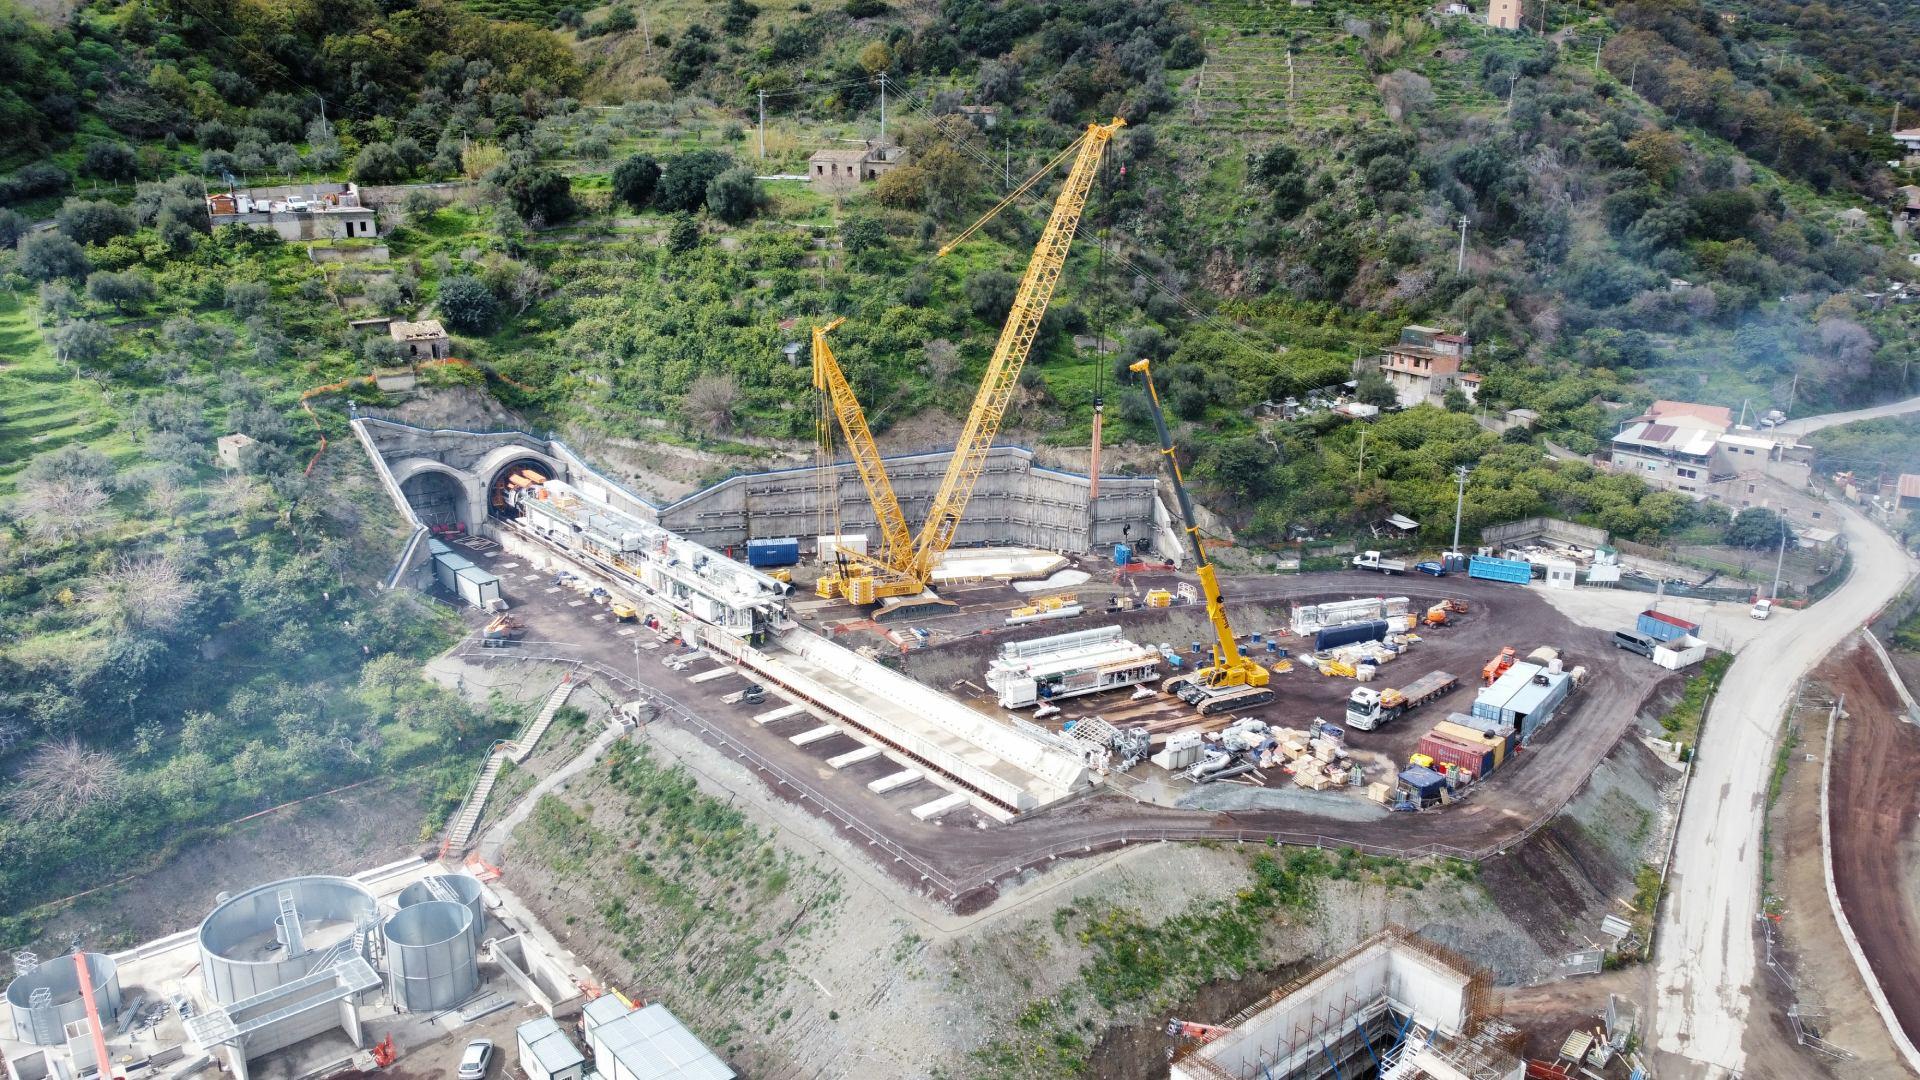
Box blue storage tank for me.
[745,537,800,567]
[1468,554,1533,584]
[1113,543,1133,567]
[1315,620,1388,651]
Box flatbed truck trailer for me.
[1345,670,1459,731]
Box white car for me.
[1750,598,1774,620]
[457,1038,493,1079]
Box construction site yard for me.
[442,541,1684,913]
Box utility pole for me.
[1456,216,1470,273]
[1355,430,1367,484]
[1787,372,1799,415]
[1004,136,1010,190]
[878,71,888,144]
[1771,518,1789,599]
[1507,72,1519,115]
[757,90,766,159]
[1450,465,1471,557]
[1896,101,1903,136]
[1737,398,1747,428]
[1594,33,1603,72]
[1629,57,1640,94]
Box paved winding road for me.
[1652,503,1917,1076]
[1775,393,1920,437]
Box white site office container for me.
[454,566,501,609]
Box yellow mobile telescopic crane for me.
[1130,359,1275,715]
[814,118,1126,605]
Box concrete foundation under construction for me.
[1170,929,1520,1080]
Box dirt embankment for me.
[1824,642,1920,1057]
[1477,735,1676,971]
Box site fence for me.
[458,636,1607,902]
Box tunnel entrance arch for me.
[488,457,554,519]
[400,467,471,531]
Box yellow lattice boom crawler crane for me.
[813,118,1126,607]
[1130,358,1275,715]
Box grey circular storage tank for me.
[396,874,487,952]
[6,954,120,1046]
[381,901,477,1012]
[197,876,379,1005]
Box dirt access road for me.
[464,562,1667,908]
[1653,504,1919,1079]
[1825,641,1920,1065]
[1774,392,1920,437]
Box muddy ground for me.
[1822,641,1920,1061]
[1748,658,1913,1079]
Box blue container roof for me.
[1400,765,1446,789]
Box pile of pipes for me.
[1313,634,1420,678]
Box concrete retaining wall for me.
[649,447,1159,558]
[353,416,1167,572]
[1481,516,1609,549]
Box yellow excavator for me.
[815,118,1127,607]
[1130,358,1275,715]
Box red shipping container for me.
[1416,732,1494,780]
[1425,727,1499,770]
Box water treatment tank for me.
[397,874,487,952]
[196,876,379,1004]
[382,901,478,1012]
[5,954,120,1046]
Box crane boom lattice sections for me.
[813,320,914,572]
[909,119,1123,580]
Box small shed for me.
[517,1016,586,1080]
[390,318,451,360]
[216,433,257,470]
[809,147,869,189]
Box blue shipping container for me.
[1471,662,1543,721]
[745,537,800,567]
[1506,670,1573,738]
[1468,554,1533,584]
[1315,619,1388,651]
[1636,610,1698,643]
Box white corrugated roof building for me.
[582,997,735,1080]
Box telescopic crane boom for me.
[1130,359,1274,715]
